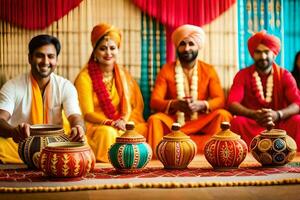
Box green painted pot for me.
[108,122,152,173]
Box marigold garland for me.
[175,60,198,125]
[88,58,120,120]
[252,70,273,106]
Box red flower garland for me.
[88,58,121,120]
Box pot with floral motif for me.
[39,142,95,178]
[204,122,248,169]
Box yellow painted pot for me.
[156,123,197,169]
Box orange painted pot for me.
[204,122,248,169]
[156,123,197,169]
[39,142,95,178]
[18,124,69,169]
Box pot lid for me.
[163,123,190,140]
[261,128,286,136]
[212,122,241,140]
[116,122,145,143]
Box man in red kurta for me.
[228,30,300,148]
[147,25,232,155]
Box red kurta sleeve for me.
[227,69,247,106]
[282,70,300,107]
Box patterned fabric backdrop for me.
[140,13,166,119]
[238,0,283,69]
[283,0,300,71]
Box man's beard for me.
[178,50,198,64]
[255,58,273,71]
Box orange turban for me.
[171,24,205,49]
[91,23,121,48]
[248,30,281,57]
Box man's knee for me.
[148,112,166,122]
[230,116,250,126]
[288,114,300,123]
[213,109,232,121]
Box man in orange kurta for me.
[147,25,232,155]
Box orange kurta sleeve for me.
[150,63,177,112]
[198,61,226,111]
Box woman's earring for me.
[94,56,98,62]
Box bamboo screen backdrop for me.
[0,0,142,84]
[0,0,238,94]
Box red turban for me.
[171,24,205,49]
[91,23,121,49]
[248,30,281,57]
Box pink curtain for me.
[0,0,82,29]
[133,0,236,61]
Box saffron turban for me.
[91,23,121,48]
[248,30,281,57]
[171,24,205,49]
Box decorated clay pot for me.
[108,122,152,173]
[39,142,95,178]
[18,124,69,169]
[250,128,297,166]
[156,123,197,169]
[204,122,248,169]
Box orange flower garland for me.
[252,70,273,106]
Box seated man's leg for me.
[147,112,175,156]
[279,114,300,150]
[230,116,264,146]
[0,137,22,164]
[86,125,120,163]
[183,109,232,153]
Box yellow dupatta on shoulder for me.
[30,73,51,124]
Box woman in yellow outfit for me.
[75,23,147,162]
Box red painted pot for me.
[204,122,248,169]
[39,142,95,178]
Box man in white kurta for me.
[0,34,85,164]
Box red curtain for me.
[0,0,82,29]
[133,0,236,61]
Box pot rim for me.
[43,142,90,151]
[29,124,64,135]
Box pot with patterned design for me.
[18,124,70,169]
[39,142,95,178]
[250,128,297,166]
[204,122,248,169]
[156,123,197,169]
[108,122,152,173]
